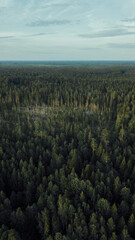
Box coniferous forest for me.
[0,64,135,240]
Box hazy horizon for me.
[1,60,135,69]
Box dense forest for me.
[0,65,135,240]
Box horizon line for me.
[1,60,135,62]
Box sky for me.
[1,0,135,60]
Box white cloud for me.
[1,0,135,60]
[0,0,12,7]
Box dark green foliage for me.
[0,65,135,239]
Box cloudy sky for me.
[1,0,135,60]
